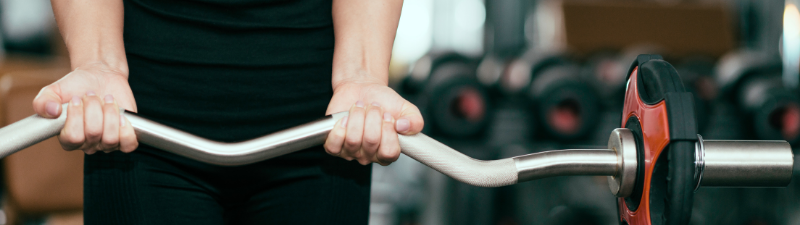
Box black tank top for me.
[123,0,334,149]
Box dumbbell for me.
[517,53,599,141]
[582,51,628,109]
[480,50,600,142]
[716,51,800,144]
[477,51,569,96]
[402,52,492,138]
[0,55,793,225]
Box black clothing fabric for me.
[122,0,336,142]
[84,145,371,225]
[83,0,372,224]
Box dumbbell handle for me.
[0,106,793,188]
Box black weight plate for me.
[424,63,492,138]
[649,141,695,225]
[529,64,599,141]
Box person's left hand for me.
[324,80,423,166]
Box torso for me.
[123,0,335,145]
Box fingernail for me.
[355,101,364,108]
[371,102,380,107]
[120,115,126,127]
[86,91,96,96]
[396,118,410,132]
[45,101,59,116]
[70,96,81,106]
[340,116,348,128]
[85,150,96,155]
[104,95,114,103]
[384,112,392,122]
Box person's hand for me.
[32,62,137,154]
[324,80,423,166]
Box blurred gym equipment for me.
[479,49,602,143]
[0,55,793,225]
[674,56,717,134]
[525,56,598,142]
[716,51,800,144]
[404,52,492,138]
[0,66,82,225]
[1,0,56,54]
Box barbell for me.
[0,55,793,225]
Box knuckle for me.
[379,150,400,163]
[344,137,361,149]
[363,136,380,147]
[324,143,340,155]
[122,142,138,153]
[63,132,84,145]
[101,136,119,146]
[85,128,103,138]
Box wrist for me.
[70,55,129,78]
[67,42,128,77]
[332,66,389,92]
[73,60,129,79]
[332,71,388,93]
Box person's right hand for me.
[33,62,138,154]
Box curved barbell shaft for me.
[0,107,619,187]
[127,111,621,187]
[0,106,793,188]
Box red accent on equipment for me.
[617,67,671,225]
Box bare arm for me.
[34,0,137,154]
[51,0,127,73]
[331,0,403,88]
[326,0,423,166]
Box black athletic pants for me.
[83,144,371,224]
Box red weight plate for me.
[618,66,671,225]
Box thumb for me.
[395,102,424,135]
[33,85,65,118]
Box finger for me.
[100,95,120,150]
[344,101,366,159]
[396,102,424,135]
[82,91,104,150]
[324,116,347,157]
[359,102,383,165]
[33,85,63,118]
[59,96,84,151]
[119,116,138,153]
[376,112,400,166]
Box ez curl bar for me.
[0,55,793,225]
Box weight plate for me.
[618,55,697,225]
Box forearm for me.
[51,0,127,74]
[331,0,403,89]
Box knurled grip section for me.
[398,133,518,187]
[0,106,67,159]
